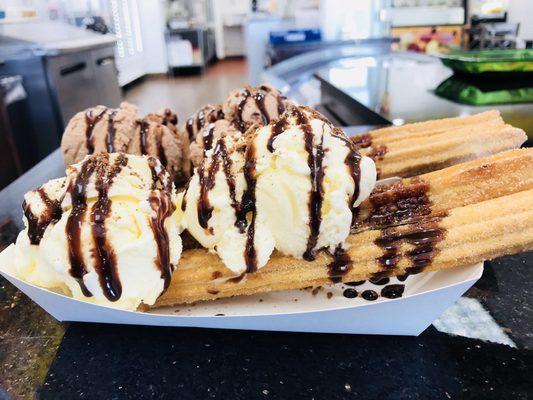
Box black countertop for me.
[0,139,531,399]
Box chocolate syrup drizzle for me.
[193,135,259,272]
[266,118,288,152]
[234,87,287,133]
[328,244,352,283]
[148,191,175,289]
[365,178,431,228]
[185,118,194,140]
[23,187,63,245]
[66,157,98,297]
[138,119,149,155]
[65,154,175,300]
[196,158,217,231]
[367,144,388,162]
[106,110,118,153]
[331,131,362,228]
[84,108,107,154]
[186,107,224,141]
[374,220,446,279]
[191,106,366,276]
[351,133,372,149]
[302,124,325,261]
[156,130,167,168]
[240,144,258,272]
[203,124,216,152]
[90,154,127,301]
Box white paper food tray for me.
[0,245,483,336]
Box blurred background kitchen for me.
[1,0,532,189]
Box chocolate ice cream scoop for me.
[189,119,241,167]
[184,104,224,141]
[147,109,193,186]
[222,85,293,133]
[128,118,183,183]
[61,102,139,166]
[61,103,192,187]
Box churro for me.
[354,148,533,230]
[354,111,527,178]
[155,189,533,306]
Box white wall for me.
[507,0,533,40]
[138,0,168,73]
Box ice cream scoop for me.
[4,153,182,310]
[222,85,293,133]
[61,103,190,187]
[189,119,241,167]
[181,106,376,275]
[128,117,184,184]
[184,104,225,141]
[61,102,139,166]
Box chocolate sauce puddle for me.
[23,187,63,245]
[381,284,404,299]
[361,290,378,301]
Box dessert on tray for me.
[353,110,526,178]
[1,85,531,312]
[3,153,182,310]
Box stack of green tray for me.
[435,76,533,105]
[438,49,533,75]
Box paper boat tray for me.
[0,256,483,336]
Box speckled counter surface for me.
[0,150,531,399]
[35,253,533,399]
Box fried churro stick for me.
[355,148,533,230]
[363,110,504,146]
[361,123,526,178]
[352,110,527,179]
[154,189,533,306]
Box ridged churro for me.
[354,111,527,178]
[357,110,503,146]
[354,148,533,230]
[155,189,533,306]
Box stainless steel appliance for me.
[0,21,121,174]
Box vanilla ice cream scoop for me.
[4,153,182,310]
[181,106,376,275]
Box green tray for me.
[435,76,533,105]
[438,49,533,74]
